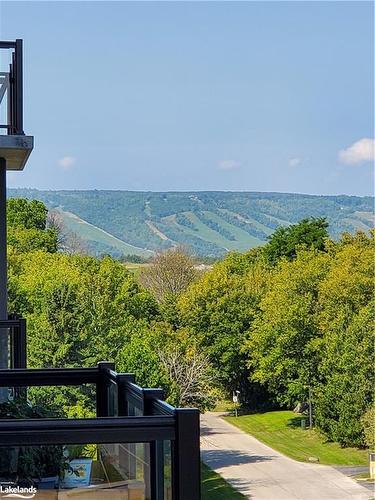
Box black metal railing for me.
[0,362,201,499]
[0,40,24,135]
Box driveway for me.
[201,412,372,500]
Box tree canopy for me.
[264,217,329,264]
[7,198,58,253]
[6,200,374,447]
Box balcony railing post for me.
[0,158,7,378]
[172,408,201,500]
[143,388,164,416]
[19,317,27,368]
[12,316,27,369]
[14,39,23,135]
[96,361,115,417]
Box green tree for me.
[314,232,374,446]
[11,251,84,368]
[78,255,158,364]
[7,198,57,253]
[264,217,329,265]
[7,227,58,253]
[9,252,158,369]
[178,249,271,405]
[8,251,159,415]
[246,250,330,405]
[247,231,374,446]
[7,198,48,230]
[116,323,169,390]
[116,324,218,411]
[362,405,375,450]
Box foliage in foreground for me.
[361,406,375,450]
[6,197,375,448]
[249,232,374,447]
[178,227,374,446]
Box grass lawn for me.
[201,463,246,499]
[124,262,150,276]
[213,399,237,413]
[225,411,368,466]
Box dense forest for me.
[8,189,374,258]
[6,198,374,450]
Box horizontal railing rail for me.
[150,398,176,416]
[0,319,25,328]
[0,367,99,386]
[0,363,179,416]
[0,41,17,49]
[0,416,176,445]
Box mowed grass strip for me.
[58,209,152,257]
[201,463,246,499]
[225,411,368,466]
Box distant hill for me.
[8,189,374,257]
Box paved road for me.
[201,413,373,500]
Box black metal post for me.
[96,361,115,417]
[0,159,6,323]
[10,316,27,399]
[0,164,6,321]
[0,158,7,401]
[14,39,23,135]
[13,317,27,368]
[172,408,201,500]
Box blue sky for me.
[0,1,373,195]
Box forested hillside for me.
[8,189,374,257]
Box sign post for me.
[232,390,240,417]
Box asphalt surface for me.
[201,412,373,500]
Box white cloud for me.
[338,138,375,165]
[218,160,241,171]
[58,156,76,170]
[289,157,302,167]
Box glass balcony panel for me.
[4,385,97,419]
[106,380,118,417]
[128,401,143,417]
[163,440,172,500]
[0,442,151,500]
